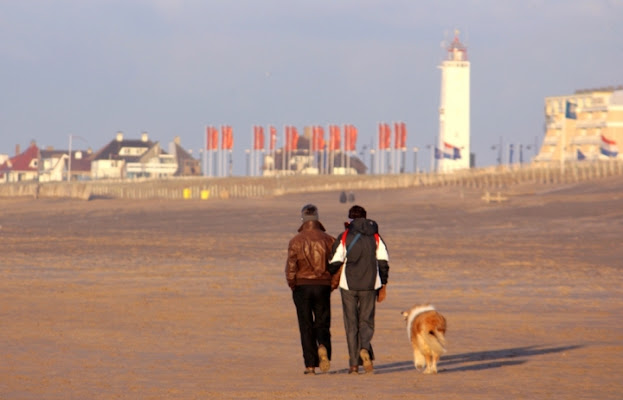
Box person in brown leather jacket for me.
[285,204,337,375]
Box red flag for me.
[311,126,318,151]
[253,126,265,150]
[206,126,218,150]
[400,122,407,149]
[394,123,400,149]
[379,123,391,150]
[220,126,226,150]
[206,126,210,150]
[394,122,406,149]
[211,127,218,150]
[285,126,291,151]
[312,126,325,151]
[329,125,341,151]
[292,126,299,150]
[221,125,233,150]
[253,126,258,150]
[285,126,299,151]
[345,124,357,151]
[269,125,277,151]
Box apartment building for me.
[537,86,623,163]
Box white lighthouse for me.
[437,30,470,172]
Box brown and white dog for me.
[401,304,447,374]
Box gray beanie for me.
[301,204,319,222]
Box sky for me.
[1,0,622,174]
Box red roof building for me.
[0,143,40,183]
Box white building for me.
[91,132,177,179]
[437,31,471,172]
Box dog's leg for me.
[431,353,439,374]
[423,354,433,374]
[414,349,426,371]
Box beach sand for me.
[1,176,622,399]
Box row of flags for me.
[208,106,618,163]
[211,122,411,154]
[576,135,619,160]
[211,124,361,152]
[206,126,233,150]
[377,122,407,150]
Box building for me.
[169,136,202,176]
[0,142,40,183]
[437,30,471,172]
[1,133,200,183]
[90,132,177,179]
[537,86,623,163]
[39,147,93,182]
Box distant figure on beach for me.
[329,205,390,374]
[285,204,337,375]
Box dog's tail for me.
[433,328,447,352]
[424,328,447,355]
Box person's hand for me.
[377,284,387,303]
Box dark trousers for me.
[340,288,376,367]
[292,284,332,368]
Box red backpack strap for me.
[341,229,349,247]
[374,233,379,248]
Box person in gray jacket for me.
[328,205,389,374]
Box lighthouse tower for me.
[437,30,470,172]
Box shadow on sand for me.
[367,344,584,375]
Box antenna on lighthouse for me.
[446,28,467,61]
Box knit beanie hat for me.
[301,204,319,222]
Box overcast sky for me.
[1,0,621,173]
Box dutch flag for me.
[443,142,461,160]
[600,135,618,158]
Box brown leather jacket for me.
[286,220,338,290]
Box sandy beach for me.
[1,176,622,399]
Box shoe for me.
[360,349,373,373]
[348,365,358,375]
[318,345,330,373]
[304,367,316,375]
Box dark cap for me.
[348,205,366,219]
